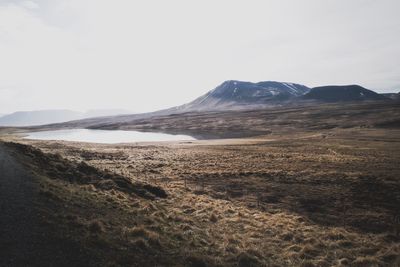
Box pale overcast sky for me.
[0,0,399,113]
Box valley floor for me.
[2,125,400,266]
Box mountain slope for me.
[174,80,310,111]
[303,85,387,102]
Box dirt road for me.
[0,143,88,267]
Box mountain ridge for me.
[0,109,134,127]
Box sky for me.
[0,0,399,114]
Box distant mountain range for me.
[0,109,133,127]
[169,80,394,112]
[2,80,397,128]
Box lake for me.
[24,129,196,144]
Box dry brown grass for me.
[3,112,400,266]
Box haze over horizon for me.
[1,0,399,114]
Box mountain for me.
[173,80,310,111]
[303,85,387,102]
[0,110,83,127]
[0,109,134,127]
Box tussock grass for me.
[6,125,400,266]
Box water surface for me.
[24,129,196,144]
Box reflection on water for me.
[24,129,196,144]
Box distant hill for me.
[0,109,134,127]
[381,92,400,100]
[173,80,310,111]
[303,85,387,102]
[0,110,83,127]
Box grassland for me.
[1,101,400,266]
